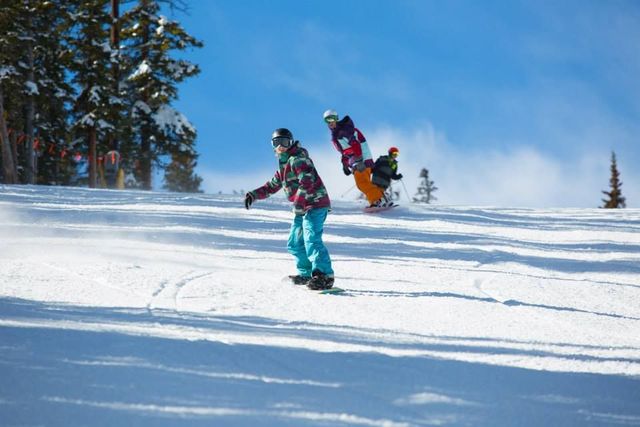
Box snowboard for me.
[284,276,345,294]
[315,287,345,295]
[363,203,398,214]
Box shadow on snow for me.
[1,298,639,427]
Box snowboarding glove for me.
[396,173,403,180]
[244,192,254,209]
[342,164,352,176]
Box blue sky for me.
[170,0,639,207]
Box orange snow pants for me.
[353,168,384,204]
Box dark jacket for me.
[371,155,401,189]
[104,150,120,175]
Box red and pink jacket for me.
[330,115,374,170]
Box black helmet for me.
[271,128,295,148]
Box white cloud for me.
[364,124,638,208]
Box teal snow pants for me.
[287,207,334,278]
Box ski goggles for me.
[324,115,338,124]
[271,136,293,148]
[390,151,399,158]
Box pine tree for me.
[413,168,438,204]
[0,1,74,185]
[0,75,18,184]
[123,0,202,190]
[69,0,116,188]
[21,2,37,183]
[108,0,124,151]
[31,2,76,185]
[163,151,203,192]
[601,151,626,208]
[0,2,27,184]
[0,5,18,184]
[1,0,202,189]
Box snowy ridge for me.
[1,185,639,426]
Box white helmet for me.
[323,109,339,122]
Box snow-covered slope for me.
[1,185,639,426]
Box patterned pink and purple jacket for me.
[249,144,331,215]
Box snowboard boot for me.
[307,270,334,290]
[370,194,390,208]
[289,275,311,285]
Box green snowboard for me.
[316,287,345,295]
